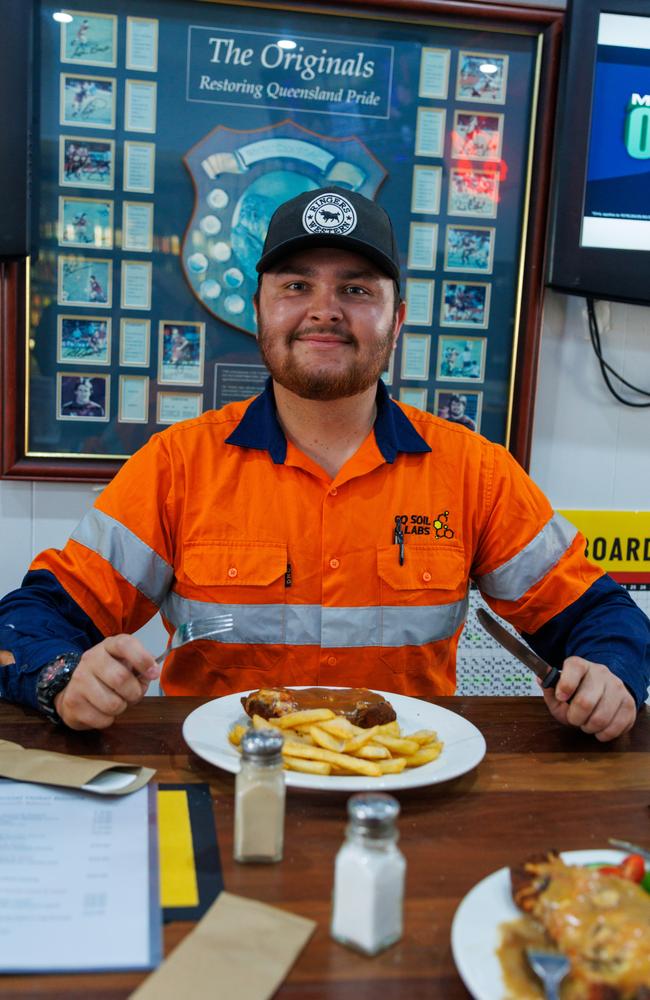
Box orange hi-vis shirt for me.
[31,381,602,697]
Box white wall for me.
[530,292,650,506]
[0,481,167,654]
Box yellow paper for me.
[157,790,199,907]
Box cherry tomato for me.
[597,854,646,883]
[620,854,646,882]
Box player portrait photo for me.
[58,256,112,308]
[434,390,482,433]
[57,316,110,365]
[58,196,113,249]
[436,336,486,382]
[444,225,495,274]
[451,112,504,161]
[57,374,109,422]
[60,135,114,189]
[158,321,205,386]
[60,73,116,130]
[441,281,491,329]
[60,11,117,68]
[448,168,499,218]
[456,52,509,104]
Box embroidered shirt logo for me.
[302,193,357,236]
[393,511,456,538]
[433,510,455,540]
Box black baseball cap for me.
[256,187,400,283]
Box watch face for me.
[38,654,81,697]
[43,661,63,683]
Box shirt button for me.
[327,655,337,667]
[329,558,340,569]
[228,567,238,578]
[422,571,432,582]
[329,487,338,496]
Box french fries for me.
[228,708,443,777]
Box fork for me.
[608,837,650,863]
[154,614,234,664]
[526,948,570,1000]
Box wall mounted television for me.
[547,0,650,305]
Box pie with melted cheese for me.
[499,852,650,998]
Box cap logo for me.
[302,193,357,236]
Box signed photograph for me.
[57,315,110,364]
[60,73,116,130]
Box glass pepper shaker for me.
[233,728,285,863]
[330,792,406,955]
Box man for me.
[72,210,90,244]
[169,327,192,367]
[0,187,648,739]
[61,377,104,418]
[88,273,106,302]
[446,393,476,431]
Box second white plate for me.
[450,848,627,1000]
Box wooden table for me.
[2,696,650,999]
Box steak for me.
[240,686,397,729]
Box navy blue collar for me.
[226,377,431,464]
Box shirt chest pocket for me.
[181,541,288,604]
[377,544,467,606]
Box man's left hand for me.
[541,656,637,742]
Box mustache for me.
[289,326,355,344]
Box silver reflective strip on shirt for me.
[161,592,468,648]
[71,508,173,607]
[476,512,577,602]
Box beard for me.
[257,317,396,402]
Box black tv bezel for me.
[547,0,650,305]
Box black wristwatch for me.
[36,652,82,724]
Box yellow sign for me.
[560,510,650,575]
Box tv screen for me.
[547,0,650,304]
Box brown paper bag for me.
[129,891,316,1000]
[0,739,155,794]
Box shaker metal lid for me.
[347,792,400,828]
[240,728,284,758]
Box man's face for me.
[75,383,91,403]
[450,397,465,416]
[255,247,404,401]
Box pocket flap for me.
[184,541,287,586]
[377,544,466,592]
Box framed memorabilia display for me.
[0,0,563,480]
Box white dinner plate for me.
[182,688,486,791]
[451,848,627,999]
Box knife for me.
[476,608,562,689]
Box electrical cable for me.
[585,297,650,407]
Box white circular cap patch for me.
[302,193,357,236]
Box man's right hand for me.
[54,634,160,730]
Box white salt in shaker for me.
[233,729,285,863]
[330,792,406,955]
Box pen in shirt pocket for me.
[393,516,405,566]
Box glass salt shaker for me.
[233,728,285,863]
[330,792,406,955]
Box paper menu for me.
[0,780,161,972]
